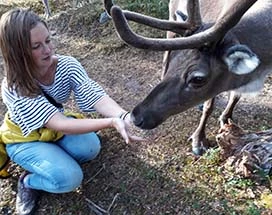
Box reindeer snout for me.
[131,109,144,128]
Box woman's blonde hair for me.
[0,8,48,97]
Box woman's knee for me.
[59,132,101,163]
[49,166,84,193]
[77,132,101,163]
[88,133,101,159]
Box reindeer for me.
[103,0,272,155]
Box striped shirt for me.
[1,55,107,136]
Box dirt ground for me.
[1,1,272,214]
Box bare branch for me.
[86,198,108,214]
[84,164,105,185]
[107,193,119,213]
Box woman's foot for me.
[16,172,40,215]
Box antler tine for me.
[111,6,204,50]
[103,0,113,16]
[110,0,258,51]
[186,0,202,29]
[212,0,257,41]
[123,11,190,35]
[103,0,201,36]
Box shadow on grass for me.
[30,101,272,215]
[1,91,272,215]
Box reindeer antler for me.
[104,0,258,51]
[103,0,202,36]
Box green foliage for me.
[120,0,169,19]
[224,178,254,190]
[203,148,221,165]
[244,202,261,215]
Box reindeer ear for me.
[223,44,260,75]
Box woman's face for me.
[30,22,54,70]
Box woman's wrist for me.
[119,111,130,120]
[110,118,115,128]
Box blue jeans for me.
[6,132,101,193]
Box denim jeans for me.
[6,132,101,193]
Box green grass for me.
[125,0,168,18]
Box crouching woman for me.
[0,8,142,215]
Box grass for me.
[123,0,169,18]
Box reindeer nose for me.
[131,111,144,127]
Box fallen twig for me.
[107,193,119,213]
[85,193,120,215]
[86,197,108,215]
[85,164,105,185]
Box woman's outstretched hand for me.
[111,114,146,143]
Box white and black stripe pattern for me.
[1,55,107,136]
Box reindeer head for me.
[104,0,260,129]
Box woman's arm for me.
[93,96,146,142]
[45,112,131,143]
[94,95,128,118]
[45,112,112,134]
[45,95,143,143]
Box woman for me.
[0,8,142,215]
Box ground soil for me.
[1,1,272,214]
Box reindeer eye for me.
[187,75,207,88]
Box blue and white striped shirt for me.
[1,55,107,136]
